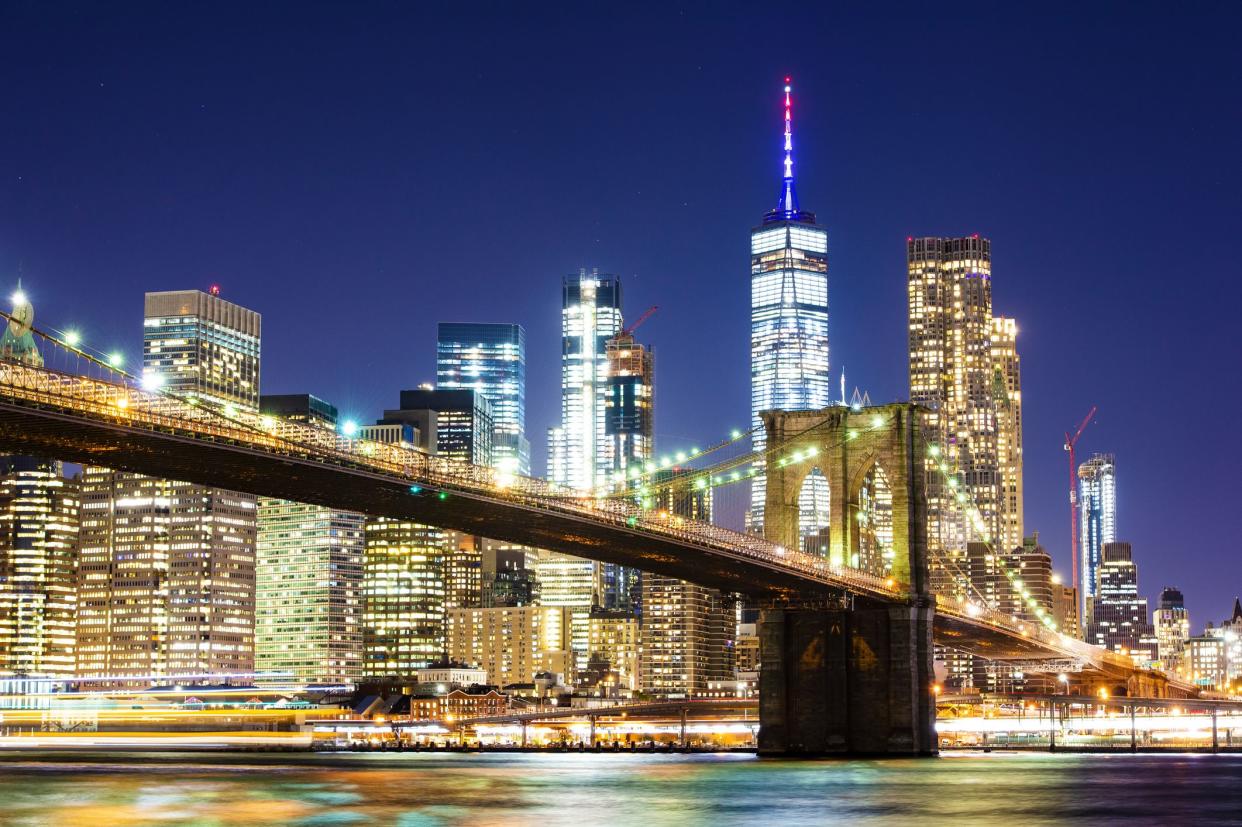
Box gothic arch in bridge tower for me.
[760,403,929,594]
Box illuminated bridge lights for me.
[929,438,1062,632]
[0,324,1147,679]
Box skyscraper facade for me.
[534,548,597,675]
[990,317,1024,550]
[389,388,493,466]
[1078,453,1117,618]
[642,470,735,697]
[78,289,261,679]
[446,605,572,686]
[362,519,446,677]
[255,395,364,684]
[436,323,528,474]
[1087,541,1157,665]
[749,79,830,538]
[548,269,624,492]
[907,236,1025,595]
[598,330,655,615]
[0,289,80,677]
[0,456,79,677]
[604,331,653,483]
[1153,586,1190,672]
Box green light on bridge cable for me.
[437,492,448,501]
[409,486,421,494]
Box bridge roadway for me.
[0,360,1170,681]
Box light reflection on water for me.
[0,751,1238,826]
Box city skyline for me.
[0,4,1238,621]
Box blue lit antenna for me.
[765,77,813,223]
[780,77,798,214]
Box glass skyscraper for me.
[749,79,831,538]
[437,323,529,474]
[1079,452,1117,618]
[388,388,494,466]
[548,268,623,492]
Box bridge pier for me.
[757,600,936,756]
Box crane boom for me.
[619,305,658,338]
[1063,404,1097,631]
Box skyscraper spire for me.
[764,77,814,224]
[779,77,799,215]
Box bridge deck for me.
[0,361,1177,679]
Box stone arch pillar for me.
[761,403,929,596]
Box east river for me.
[0,751,1238,825]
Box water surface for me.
[0,751,1237,825]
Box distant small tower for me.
[0,281,43,367]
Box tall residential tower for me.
[1078,452,1117,619]
[907,237,1025,596]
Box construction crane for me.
[1063,405,1097,614]
[614,305,658,340]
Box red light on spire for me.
[785,76,791,83]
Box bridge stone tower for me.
[757,403,937,755]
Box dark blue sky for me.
[1,2,1239,626]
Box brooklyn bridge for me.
[0,318,1195,755]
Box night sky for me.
[1,2,1239,627]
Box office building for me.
[534,549,597,674]
[1153,587,1190,672]
[967,535,1051,625]
[547,268,624,492]
[78,289,260,679]
[0,289,80,677]
[387,388,493,466]
[1051,578,1081,639]
[362,519,446,677]
[1204,599,1242,688]
[908,237,1025,597]
[437,323,529,474]
[1011,534,1053,622]
[598,328,655,615]
[585,608,641,694]
[749,79,831,536]
[1087,541,1157,665]
[604,330,654,480]
[1078,453,1117,619]
[1185,634,1228,690]
[446,605,573,687]
[255,395,364,684]
[642,470,735,697]
[544,271,636,639]
[444,531,483,612]
[480,540,537,608]
[0,456,79,677]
